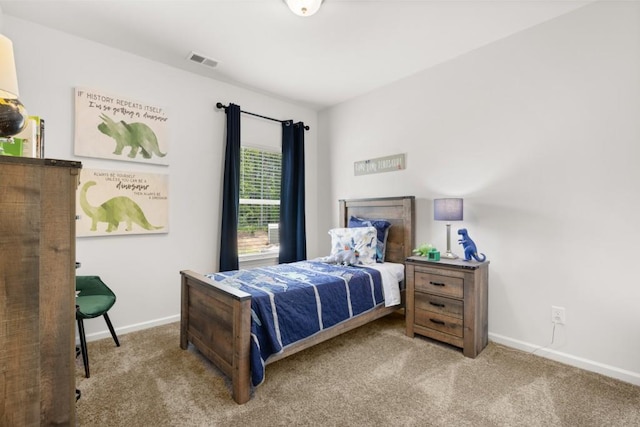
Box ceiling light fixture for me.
[284,0,323,17]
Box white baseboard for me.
[78,314,180,343]
[489,332,640,386]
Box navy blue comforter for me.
[208,261,384,386]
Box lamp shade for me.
[285,0,323,16]
[434,198,463,221]
[0,34,20,99]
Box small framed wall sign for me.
[76,168,169,237]
[74,87,169,165]
[354,153,406,176]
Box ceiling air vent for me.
[187,51,218,69]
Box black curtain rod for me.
[216,102,310,131]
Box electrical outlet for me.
[551,306,566,324]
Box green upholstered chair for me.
[76,275,120,378]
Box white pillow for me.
[328,226,377,265]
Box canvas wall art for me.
[76,168,169,237]
[74,87,169,165]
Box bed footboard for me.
[180,270,252,404]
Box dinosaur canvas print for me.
[74,87,169,165]
[76,168,169,237]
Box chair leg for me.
[103,313,120,347]
[77,318,90,378]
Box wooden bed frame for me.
[180,196,415,404]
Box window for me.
[238,146,281,256]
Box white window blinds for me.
[238,147,281,255]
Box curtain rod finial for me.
[216,102,226,110]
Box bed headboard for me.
[339,196,415,264]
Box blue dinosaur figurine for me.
[457,228,486,262]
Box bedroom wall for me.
[1,15,319,338]
[318,0,640,384]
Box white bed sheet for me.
[366,262,404,307]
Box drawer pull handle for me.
[430,281,446,287]
[429,302,445,308]
[429,319,446,325]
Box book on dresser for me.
[6,115,45,158]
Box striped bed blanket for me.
[208,260,385,386]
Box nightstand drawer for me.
[415,272,463,298]
[415,293,463,319]
[414,310,463,338]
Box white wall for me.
[319,0,640,384]
[2,15,319,338]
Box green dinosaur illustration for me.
[97,114,166,159]
[80,180,163,232]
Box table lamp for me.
[434,198,463,259]
[0,34,28,143]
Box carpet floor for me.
[75,313,640,426]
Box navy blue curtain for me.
[279,121,307,263]
[219,103,241,271]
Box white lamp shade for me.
[434,198,464,221]
[0,34,20,99]
[285,0,323,16]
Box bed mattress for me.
[208,260,403,386]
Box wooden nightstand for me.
[405,256,489,358]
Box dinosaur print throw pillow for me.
[328,227,377,265]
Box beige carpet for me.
[75,313,640,426]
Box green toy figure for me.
[412,243,433,257]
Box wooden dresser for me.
[405,256,489,358]
[0,156,81,426]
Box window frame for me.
[238,144,281,260]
